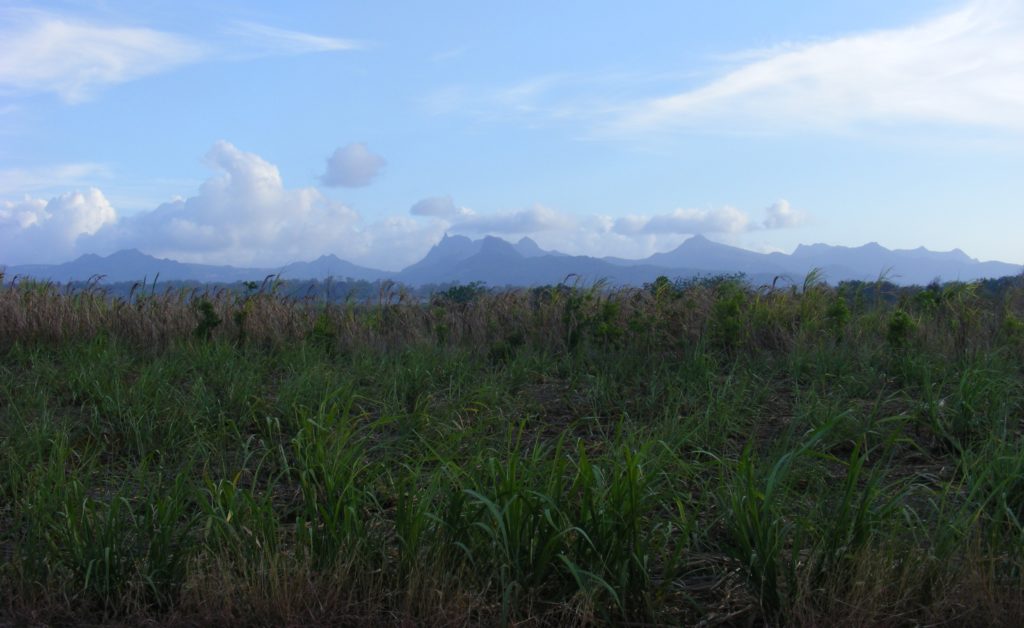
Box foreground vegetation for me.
[1,273,1023,625]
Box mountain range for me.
[3,234,1020,287]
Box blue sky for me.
[1,0,1021,269]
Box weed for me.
[193,299,221,341]
[1,276,1023,625]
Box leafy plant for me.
[193,298,222,341]
[887,308,915,349]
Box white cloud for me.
[82,141,366,266]
[410,196,473,219]
[762,199,805,229]
[520,214,689,261]
[0,188,117,264]
[320,143,386,188]
[431,46,470,63]
[361,216,448,269]
[616,0,1024,134]
[0,143,808,270]
[614,205,751,235]
[226,21,361,55]
[0,143,442,270]
[0,10,362,103]
[423,73,625,124]
[405,200,689,259]
[449,204,575,234]
[0,9,204,103]
[610,202,809,237]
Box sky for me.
[1,0,1022,270]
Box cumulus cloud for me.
[0,188,117,264]
[0,9,204,103]
[320,143,387,188]
[0,142,809,270]
[616,0,1024,134]
[405,198,806,260]
[80,141,369,266]
[0,143,446,269]
[404,199,681,259]
[762,199,805,229]
[449,204,575,234]
[614,205,751,235]
[511,213,689,261]
[410,196,473,219]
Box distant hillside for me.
[276,255,394,282]
[3,236,1020,287]
[4,249,273,284]
[611,236,1020,285]
[400,235,696,286]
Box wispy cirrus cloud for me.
[422,73,633,124]
[225,21,362,56]
[430,45,470,63]
[0,9,361,103]
[0,163,111,195]
[432,1,1024,138]
[614,0,1024,134]
[0,9,205,103]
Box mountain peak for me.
[479,235,521,257]
[108,249,157,261]
[440,232,471,245]
[513,236,547,258]
[402,233,483,275]
[674,234,722,252]
[432,234,476,251]
[314,253,342,262]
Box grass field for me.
[1,274,1023,625]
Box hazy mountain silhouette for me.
[277,254,393,282]
[779,242,1016,284]
[606,236,1019,285]
[609,234,789,276]
[5,249,274,284]
[514,236,560,258]
[515,236,567,258]
[3,235,1020,287]
[399,235,687,286]
[398,234,485,284]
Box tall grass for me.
[1,272,1022,624]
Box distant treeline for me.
[4,269,1021,306]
